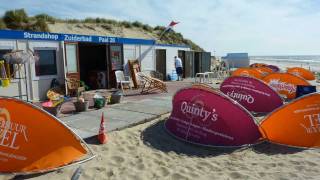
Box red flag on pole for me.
[166,21,179,31]
[160,21,179,40]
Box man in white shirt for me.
[174,56,183,81]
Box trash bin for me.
[110,90,123,104]
[94,98,106,109]
[93,94,106,109]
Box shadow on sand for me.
[141,119,306,157]
[252,141,305,155]
[141,119,242,157]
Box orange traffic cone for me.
[98,112,108,144]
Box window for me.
[0,49,15,78]
[34,49,57,76]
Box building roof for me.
[0,29,189,48]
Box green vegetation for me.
[1,9,50,32]
[0,8,203,51]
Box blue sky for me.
[0,0,319,56]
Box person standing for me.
[174,56,183,81]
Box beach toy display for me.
[0,60,10,87]
[220,76,283,113]
[165,83,320,149]
[287,67,315,81]
[263,72,310,99]
[0,97,94,173]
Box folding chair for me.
[136,72,167,94]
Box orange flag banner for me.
[231,68,263,79]
[263,73,310,99]
[0,97,93,173]
[287,67,315,81]
[260,93,320,148]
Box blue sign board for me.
[0,29,155,45]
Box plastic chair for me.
[115,70,132,93]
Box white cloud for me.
[0,0,319,55]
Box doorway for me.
[156,49,166,80]
[78,43,108,90]
[178,50,186,78]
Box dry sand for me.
[2,114,320,180]
[48,23,157,39]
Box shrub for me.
[142,24,152,32]
[0,19,6,29]
[132,21,143,28]
[34,13,55,23]
[154,26,166,31]
[28,18,49,32]
[101,24,112,31]
[84,17,95,23]
[66,19,81,23]
[120,21,132,28]
[104,19,118,25]
[3,9,29,29]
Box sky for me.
[0,0,319,56]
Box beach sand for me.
[3,114,320,180]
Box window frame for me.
[32,47,58,80]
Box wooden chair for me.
[136,72,167,94]
[65,78,85,97]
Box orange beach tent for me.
[260,93,320,148]
[287,67,315,80]
[0,97,94,173]
[231,68,264,79]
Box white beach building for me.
[0,30,210,101]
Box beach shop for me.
[0,29,193,101]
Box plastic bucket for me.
[74,101,89,112]
[1,79,10,87]
[94,98,106,109]
[171,70,178,81]
[110,94,122,104]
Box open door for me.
[156,49,166,80]
[178,50,186,78]
[184,51,194,78]
[64,43,80,80]
[109,44,123,88]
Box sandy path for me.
[3,115,320,180]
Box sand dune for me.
[2,114,320,180]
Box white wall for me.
[123,44,156,75]
[139,45,155,72]
[0,40,29,100]
[28,41,64,101]
[156,46,190,78]
[123,44,139,76]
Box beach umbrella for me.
[231,67,264,79]
[287,67,315,81]
[263,73,310,99]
